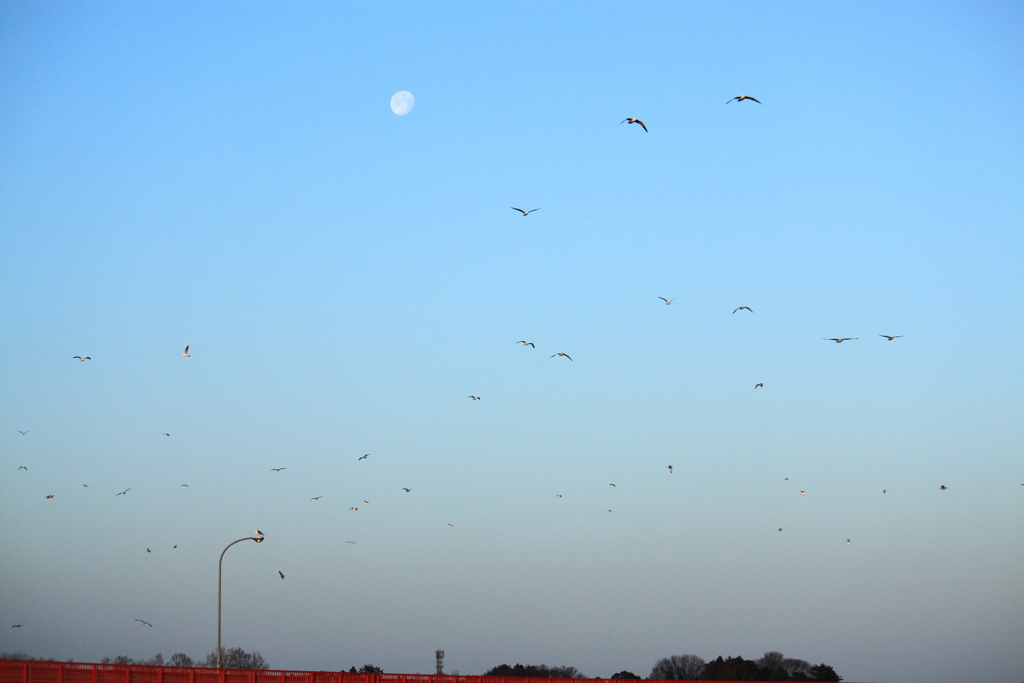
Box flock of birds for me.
[10,99,981,636]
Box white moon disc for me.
[390,91,414,115]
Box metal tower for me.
[435,651,444,675]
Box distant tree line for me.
[95,649,268,669]
[483,664,585,678]
[648,652,841,682]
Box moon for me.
[390,91,414,115]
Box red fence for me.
[0,662,710,683]
[0,661,867,683]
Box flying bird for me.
[778,528,783,532]
[939,485,948,490]
[135,619,153,627]
[181,484,189,487]
[667,465,673,473]
[883,489,887,494]
[116,488,131,496]
[879,335,904,341]
[800,491,806,495]
[551,352,573,361]
[727,95,761,104]
[72,356,91,361]
[824,338,857,343]
[607,509,613,513]
[363,500,370,505]
[609,483,616,487]
[658,297,676,305]
[358,454,369,460]
[620,118,648,131]
[310,496,323,501]
[755,383,763,389]
[271,468,286,472]
[349,507,359,511]
[448,524,453,528]
[402,488,411,492]
[517,341,535,347]
[17,431,28,435]
[181,346,190,357]
[163,433,170,437]
[18,466,27,471]
[46,495,54,500]
[345,541,357,544]
[146,548,151,553]
[278,571,285,579]
[12,625,21,628]
[468,395,481,400]
[846,539,851,545]
[83,484,88,487]
[511,207,541,216]
[732,306,753,313]
[173,545,177,548]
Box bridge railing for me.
[0,661,715,683]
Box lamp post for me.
[217,530,264,669]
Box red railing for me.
[0,662,712,683]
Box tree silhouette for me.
[483,664,584,678]
[648,655,705,680]
[609,672,640,679]
[202,648,268,669]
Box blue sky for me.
[1,2,1022,682]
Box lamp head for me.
[253,535,264,543]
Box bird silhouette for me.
[135,619,153,627]
[83,484,88,487]
[732,306,753,313]
[181,346,190,357]
[846,539,851,545]
[402,488,411,492]
[800,491,807,495]
[824,338,857,343]
[778,528,783,532]
[363,500,370,505]
[72,356,91,361]
[255,528,264,537]
[181,484,189,487]
[278,571,285,579]
[310,496,323,501]
[555,494,563,498]
[620,118,648,131]
[11,625,21,628]
[511,207,541,216]
[18,466,27,471]
[349,507,359,511]
[146,548,151,553]
[727,95,761,104]
[358,454,369,460]
[940,485,948,490]
[448,524,453,528]
[163,433,170,436]
[658,297,676,305]
[271,468,286,472]
[755,383,763,389]
[345,541,356,544]
[517,341,535,347]
[46,495,54,500]
[879,335,904,341]
[609,483,616,487]
[551,352,573,361]
[667,465,674,473]
[468,395,481,400]
[17,431,28,435]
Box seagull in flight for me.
[83,484,88,487]
[46,495,54,500]
[468,395,481,400]
[609,483,616,487]
[555,494,562,497]
[18,466,27,471]
[358,453,369,460]
[883,489,886,494]
[270,467,286,471]
[163,433,170,436]
[363,500,370,505]
[134,619,153,627]
[778,528,783,532]
[11,625,21,628]
[755,383,763,389]
[72,356,91,361]
[116,488,131,496]
[824,337,857,343]
[658,297,676,305]
[846,539,851,545]
[511,207,541,216]
[620,118,648,132]
[727,95,761,104]
[517,341,535,347]
[181,346,190,357]
[345,541,356,544]
[278,571,285,579]
[349,507,359,511]
[667,465,673,473]
[551,352,573,361]
[448,523,453,528]
[402,488,411,492]
[939,485,948,490]
[310,496,323,501]
[17,431,28,435]
[732,306,753,314]
[181,484,189,487]
[879,335,904,341]
[146,548,151,553]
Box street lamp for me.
[217,530,264,669]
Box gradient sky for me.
[1,2,1022,682]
